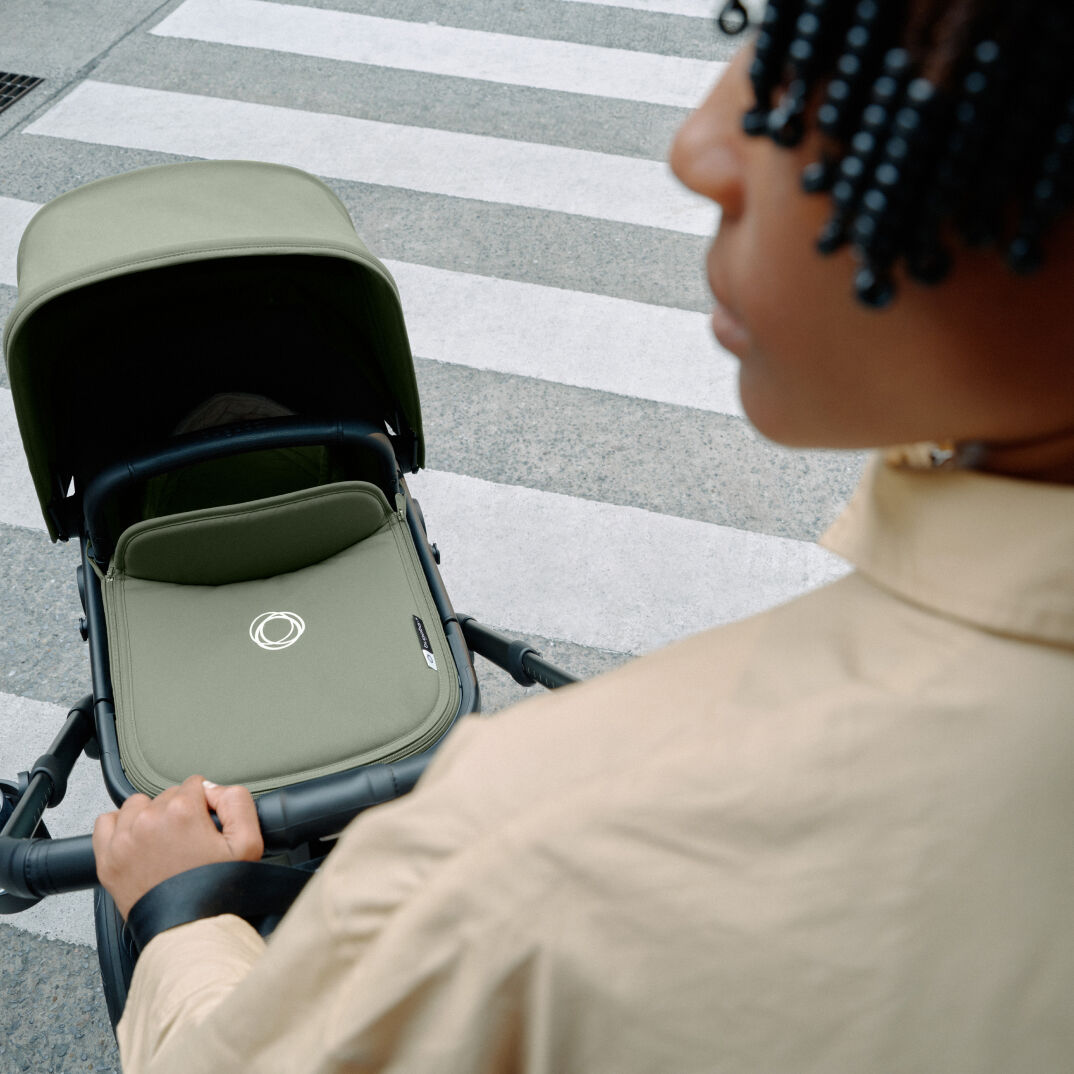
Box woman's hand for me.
[93,775,264,920]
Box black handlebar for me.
[255,753,429,852]
[0,833,98,900]
[0,752,432,901]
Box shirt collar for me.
[821,454,1074,648]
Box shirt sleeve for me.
[117,915,266,1069]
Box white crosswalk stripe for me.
[557,0,759,17]
[0,196,38,289]
[0,0,858,965]
[384,261,744,415]
[151,0,726,108]
[25,81,715,235]
[0,387,42,531]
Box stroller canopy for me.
[3,160,424,540]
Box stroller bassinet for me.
[0,160,576,1030]
[4,159,475,799]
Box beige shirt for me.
[118,458,1074,1072]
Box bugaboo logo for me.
[249,611,306,651]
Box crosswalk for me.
[0,0,862,963]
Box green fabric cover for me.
[116,482,390,585]
[102,481,459,796]
[3,161,425,539]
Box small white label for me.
[413,616,438,670]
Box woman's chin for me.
[736,373,818,448]
[739,386,865,449]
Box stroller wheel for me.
[94,885,138,1034]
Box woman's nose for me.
[669,52,750,218]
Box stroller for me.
[0,160,577,1029]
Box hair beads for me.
[816,1,900,141]
[744,1,805,134]
[842,68,961,304]
[1003,12,1074,273]
[936,39,1005,247]
[1016,92,1074,270]
[768,5,834,146]
[814,51,911,259]
[715,0,1074,307]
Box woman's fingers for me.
[91,808,117,859]
[93,775,262,918]
[202,780,264,861]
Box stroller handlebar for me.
[0,753,432,902]
[0,832,98,901]
[255,753,429,852]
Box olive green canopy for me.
[3,160,425,540]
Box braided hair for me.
[717,0,1074,307]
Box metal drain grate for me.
[0,72,43,115]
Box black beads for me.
[767,101,807,146]
[766,5,825,146]
[1004,93,1074,274]
[854,264,895,308]
[906,241,951,286]
[1006,232,1044,275]
[882,82,946,285]
[1035,99,1074,218]
[1000,9,1074,274]
[756,0,859,146]
[815,218,847,256]
[743,1,802,137]
[801,157,838,193]
[815,1,895,141]
[745,0,1074,307]
[814,50,920,273]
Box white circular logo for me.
[249,611,306,651]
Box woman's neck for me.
[974,426,1074,484]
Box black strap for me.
[125,861,314,952]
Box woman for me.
[95,2,1074,1070]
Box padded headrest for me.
[113,481,394,585]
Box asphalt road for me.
[0,1,863,1070]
